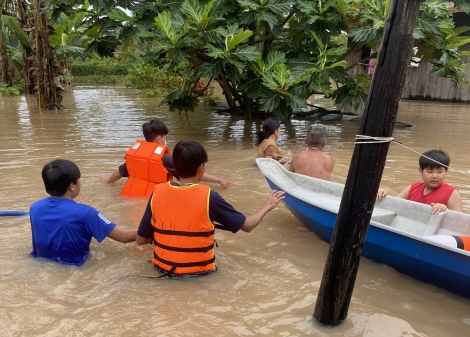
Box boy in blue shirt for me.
[30,159,136,266]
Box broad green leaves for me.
[155,12,178,45]
[42,0,470,118]
[412,0,470,83]
[107,8,132,22]
[1,15,31,52]
[225,28,253,51]
[181,0,216,28]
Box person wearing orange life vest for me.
[99,120,234,198]
[136,140,285,277]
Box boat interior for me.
[257,159,470,238]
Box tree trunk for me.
[58,55,71,89]
[32,0,62,109]
[17,0,34,94]
[0,28,13,86]
[0,2,13,86]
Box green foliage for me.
[126,63,216,106]
[413,0,470,86]
[70,58,130,76]
[1,15,32,53]
[126,64,165,90]
[0,83,21,96]
[43,0,470,118]
[454,0,470,14]
[126,63,182,96]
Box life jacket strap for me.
[157,266,177,278]
[154,241,214,253]
[154,253,215,268]
[153,227,215,237]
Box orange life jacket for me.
[150,182,216,276]
[120,140,172,198]
[458,236,470,252]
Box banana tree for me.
[16,0,34,93]
[48,11,87,88]
[14,0,62,109]
[0,0,17,86]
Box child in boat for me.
[376,149,463,213]
[288,124,335,180]
[257,118,290,165]
[136,140,285,277]
[99,119,234,197]
[30,159,137,266]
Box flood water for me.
[1,88,470,336]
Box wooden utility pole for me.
[313,0,422,326]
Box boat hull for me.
[266,178,470,299]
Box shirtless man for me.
[288,125,335,180]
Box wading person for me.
[288,124,335,180]
[100,119,234,198]
[30,159,137,266]
[136,140,285,277]
[256,118,290,165]
[376,149,463,213]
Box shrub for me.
[0,83,21,96]
[126,63,215,103]
[70,58,131,76]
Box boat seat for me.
[371,207,396,226]
[421,213,445,236]
[294,186,397,226]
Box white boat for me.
[256,158,470,298]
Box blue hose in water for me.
[0,211,29,216]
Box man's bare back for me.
[288,147,335,180]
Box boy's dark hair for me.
[419,149,450,170]
[42,159,81,197]
[307,124,327,147]
[142,120,169,142]
[257,118,280,145]
[173,140,208,178]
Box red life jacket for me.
[150,183,216,276]
[408,182,455,206]
[120,140,172,198]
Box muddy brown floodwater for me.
[1,88,470,336]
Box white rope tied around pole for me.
[355,135,395,144]
[355,135,470,179]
